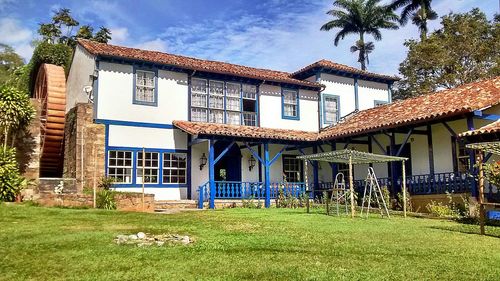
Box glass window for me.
[107,150,133,183]
[191,108,207,122]
[226,111,240,125]
[242,84,256,99]
[324,96,339,124]
[282,156,302,182]
[135,70,156,104]
[136,152,159,184]
[283,90,298,118]
[243,112,256,126]
[209,109,224,123]
[163,153,187,184]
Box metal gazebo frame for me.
[297,149,409,218]
[466,141,500,235]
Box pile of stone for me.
[115,232,192,247]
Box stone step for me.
[154,200,198,210]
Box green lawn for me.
[1,204,499,281]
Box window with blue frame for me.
[134,70,156,105]
[163,153,187,184]
[190,78,257,126]
[282,89,299,119]
[323,95,340,124]
[136,151,159,184]
[107,150,133,183]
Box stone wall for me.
[35,192,155,212]
[17,99,41,181]
[410,193,469,213]
[63,103,105,193]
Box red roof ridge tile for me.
[291,59,399,81]
[77,39,322,89]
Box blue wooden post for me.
[264,143,271,208]
[209,140,215,209]
[312,146,319,192]
[467,116,478,197]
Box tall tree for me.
[321,0,399,70]
[93,27,112,44]
[411,8,438,40]
[350,40,375,68]
[0,44,24,86]
[389,0,435,40]
[395,9,499,99]
[76,25,94,40]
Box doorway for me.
[214,141,242,182]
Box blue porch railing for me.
[404,172,473,195]
[197,181,307,208]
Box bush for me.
[241,196,262,209]
[0,148,27,202]
[95,177,116,210]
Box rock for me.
[137,232,146,239]
[156,241,165,246]
[181,236,190,244]
[116,235,128,240]
[128,234,138,240]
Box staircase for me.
[154,200,199,212]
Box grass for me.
[1,204,500,281]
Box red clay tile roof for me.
[459,120,500,137]
[78,39,322,89]
[319,77,500,140]
[173,121,318,142]
[292,59,399,81]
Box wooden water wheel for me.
[34,64,66,177]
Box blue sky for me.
[0,0,498,75]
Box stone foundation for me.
[35,192,155,212]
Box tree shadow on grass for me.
[428,225,500,238]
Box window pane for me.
[226,112,240,125]
[283,156,301,182]
[192,78,207,94]
[226,97,240,111]
[227,82,241,97]
[242,84,256,99]
[191,108,208,122]
[137,152,159,184]
[209,81,224,96]
[209,110,224,123]
[324,96,339,123]
[209,95,224,109]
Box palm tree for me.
[321,0,399,70]
[411,8,438,41]
[350,40,375,68]
[388,0,436,40]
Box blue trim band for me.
[95,119,175,129]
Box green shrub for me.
[241,196,262,209]
[95,177,117,210]
[0,148,27,201]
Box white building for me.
[66,39,500,208]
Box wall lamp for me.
[248,155,256,171]
[199,153,207,170]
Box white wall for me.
[357,80,389,110]
[114,187,187,201]
[319,74,355,123]
[66,45,96,112]
[259,84,319,132]
[108,125,187,150]
[96,62,189,124]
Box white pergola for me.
[297,149,409,218]
[466,141,500,235]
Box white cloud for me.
[133,38,168,53]
[109,27,129,45]
[0,17,34,62]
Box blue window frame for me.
[281,88,300,120]
[133,67,158,106]
[106,147,189,188]
[189,77,258,126]
[322,94,340,125]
